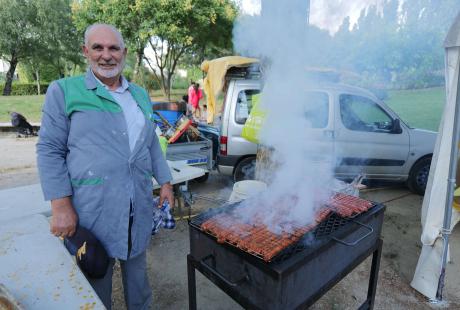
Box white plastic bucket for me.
[228,180,268,203]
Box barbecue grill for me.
[187,198,385,310]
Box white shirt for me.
[92,71,145,152]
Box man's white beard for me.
[91,59,125,79]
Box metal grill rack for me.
[190,200,379,263]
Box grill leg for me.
[187,254,197,310]
[359,238,383,310]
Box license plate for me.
[186,158,208,165]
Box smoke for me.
[223,0,451,236]
[231,0,336,233]
[310,0,387,35]
[239,0,389,35]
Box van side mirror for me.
[391,118,403,134]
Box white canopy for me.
[411,12,460,300]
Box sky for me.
[240,0,387,34]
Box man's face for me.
[82,26,127,80]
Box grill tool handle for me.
[200,255,250,287]
[332,220,373,246]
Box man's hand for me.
[159,182,174,209]
[50,197,78,238]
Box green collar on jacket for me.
[57,70,152,119]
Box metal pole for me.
[436,51,460,301]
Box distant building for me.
[0,60,19,81]
[0,60,9,73]
[177,69,187,78]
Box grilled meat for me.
[200,193,373,262]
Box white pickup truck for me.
[216,68,437,194]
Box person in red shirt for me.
[188,82,203,120]
[187,81,195,101]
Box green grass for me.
[150,89,187,102]
[0,95,45,122]
[0,87,445,131]
[385,87,445,131]
[0,89,189,122]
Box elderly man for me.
[36,24,174,309]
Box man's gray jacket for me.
[37,71,172,259]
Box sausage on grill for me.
[200,193,373,261]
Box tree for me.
[72,0,152,82]
[143,0,237,98]
[0,0,41,95]
[0,0,82,96]
[72,0,237,99]
[326,0,460,89]
[35,0,83,79]
[19,61,61,83]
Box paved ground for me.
[1,135,459,309]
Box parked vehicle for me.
[216,68,437,195]
[165,136,213,182]
[197,123,220,162]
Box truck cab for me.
[217,74,437,195]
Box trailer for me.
[165,135,213,183]
[152,101,213,182]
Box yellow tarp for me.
[201,56,259,124]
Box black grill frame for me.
[187,202,385,310]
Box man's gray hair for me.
[84,24,125,49]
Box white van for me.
[216,73,437,195]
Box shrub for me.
[172,76,190,89]
[0,83,49,95]
[142,77,161,92]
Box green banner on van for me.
[241,93,267,144]
[159,136,168,156]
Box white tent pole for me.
[436,52,460,300]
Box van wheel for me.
[234,157,256,182]
[407,157,432,195]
